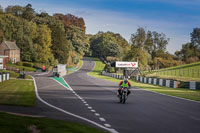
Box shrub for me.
[16,61,23,66]
[23,62,34,67]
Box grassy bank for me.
[0,79,35,106]
[145,62,200,80]
[88,58,200,101]
[0,112,106,133]
[6,64,36,72]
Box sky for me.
[0,0,200,54]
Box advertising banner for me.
[116,61,138,68]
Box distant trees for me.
[175,28,200,63]
[0,4,89,66]
[125,27,177,70]
[90,31,130,60]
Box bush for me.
[16,61,23,66]
[23,62,34,67]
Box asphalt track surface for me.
[65,58,200,133]
[2,58,199,133]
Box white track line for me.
[104,124,111,128]
[31,76,118,133]
[99,117,106,122]
[95,113,100,116]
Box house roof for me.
[4,41,20,50]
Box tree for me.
[0,5,3,13]
[128,27,171,69]
[175,28,200,63]
[22,4,35,21]
[191,28,200,47]
[5,5,24,16]
[90,32,123,59]
[66,26,89,56]
[33,13,71,64]
[34,24,54,64]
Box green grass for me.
[67,59,83,74]
[0,79,35,106]
[88,57,200,101]
[6,64,36,72]
[145,62,200,80]
[0,112,106,133]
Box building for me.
[0,41,20,63]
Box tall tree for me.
[191,28,200,47]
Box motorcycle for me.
[119,87,128,104]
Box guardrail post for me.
[173,81,177,88]
[144,77,147,83]
[0,74,2,82]
[159,79,163,86]
[140,77,143,82]
[166,80,170,87]
[6,73,9,80]
[190,81,196,90]
[148,78,151,84]
[136,76,139,81]
[153,78,157,85]
[3,73,6,81]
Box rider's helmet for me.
[124,78,128,83]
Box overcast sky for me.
[1,0,200,54]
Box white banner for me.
[116,61,138,68]
[0,58,3,63]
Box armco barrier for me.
[103,74,198,90]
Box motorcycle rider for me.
[118,78,131,97]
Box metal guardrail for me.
[136,76,200,90]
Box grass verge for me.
[0,112,106,133]
[67,59,83,74]
[0,79,35,106]
[88,58,200,101]
[5,64,36,72]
